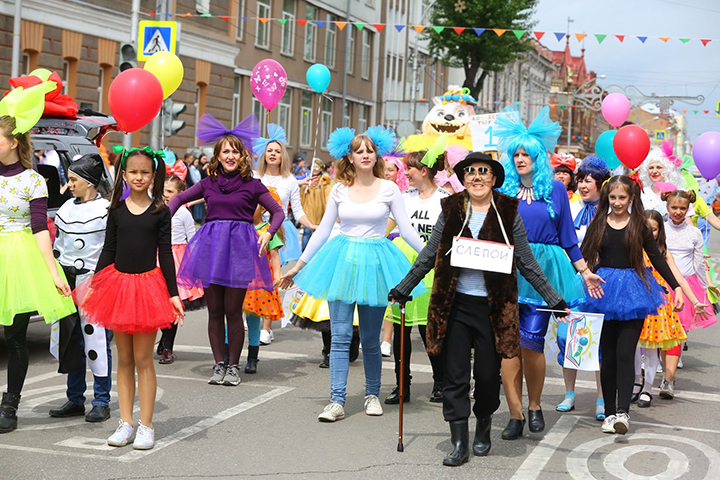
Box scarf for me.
[573,200,598,229]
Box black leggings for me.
[160,323,178,352]
[392,322,444,385]
[3,313,32,396]
[600,318,644,416]
[205,284,247,365]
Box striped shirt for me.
[456,212,488,296]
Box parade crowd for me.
[1,83,717,467]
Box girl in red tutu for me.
[80,148,184,450]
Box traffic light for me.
[119,43,137,72]
[163,99,187,137]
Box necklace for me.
[517,184,535,204]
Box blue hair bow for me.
[252,123,288,157]
[326,125,397,159]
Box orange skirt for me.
[242,254,283,321]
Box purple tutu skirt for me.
[177,220,273,290]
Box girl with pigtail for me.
[278,126,426,422]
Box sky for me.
[532,0,720,142]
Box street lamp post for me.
[563,77,605,153]
[409,0,437,131]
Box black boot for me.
[443,420,470,466]
[528,408,545,433]
[0,392,21,434]
[472,416,492,456]
[384,384,410,404]
[245,345,259,374]
[430,381,444,403]
[501,416,525,440]
[319,350,330,368]
[349,330,360,363]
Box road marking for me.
[603,445,688,480]
[510,415,579,480]
[0,443,115,461]
[55,436,115,451]
[0,370,58,393]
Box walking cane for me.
[397,295,411,453]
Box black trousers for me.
[442,293,501,422]
[392,322,444,386]
[4,313,33,396]
[600,318,644,416]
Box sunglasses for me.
[463,166,493,178]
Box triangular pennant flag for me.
[413,25,426,33]
[679,38,690,43]
[336,21,347,30]
[179,13,192,17]
[637,36,647,43]
[473,28,486,36]
[220,15,229,22]
[315,21,325,28]
[277,18,287,25]
[432,26,445,34]
[374,24,385,32]
[200,13,212,17]
[259,18,269,24]
[560,105,566,110]
[704,110,710,114]
[453,27,465,35]
[533,31,545,40]
[595,34,607,43]
[512,29,526,39]
[297,19,307,26]
[147,12,156,16]
[693,110,699,114]
[493,29,506,36]
[615,35,625,42]
[682,109,688,113]
[659,37,670,42]
[354,22,365,30]
[241,17,248,21]
[395,24,405,32]
[701,39,712,46]
[575,33,587,42]
[554,32,565,41]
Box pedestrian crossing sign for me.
[138,20,177,61]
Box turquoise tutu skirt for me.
[279,218,302,265]
[294,235,427,307]
[581,267,665,321]
[518,243,585,307]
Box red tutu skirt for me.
[172,244,204,301]
[76,265,178,334]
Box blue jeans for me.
[301,227,313,252]
[66,320,112,407]
[328,301,385,404]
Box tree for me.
[426,0,538,99]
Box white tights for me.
[634,346,661,391]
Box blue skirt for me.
[279,218,302,265]
[294,235,427,307]
[580,267,665,321]
[518,243,585,307]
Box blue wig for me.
[577,155,610,184]
[495,105,561,217]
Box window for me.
[231,76,241,125]
[61,61,70,95]
[346,28,355,75]
[21,54,29,76]
[256,0,271,49]
[358,105,368,133]
[235,0,245,41]
[320,97,333,150]
[361,30,371,80]
[325,15,336,69]
[253,97,267,135]
[304,6,317,62]
[97,68,104,111]
[194,87,201,147]
[281,0,295,55]
[278,88,292,143]
[300,92,313,148]
[196,0,210,14]
[342,101,351,127]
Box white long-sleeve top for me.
[258,174,306,219]
[300,180,425,262]
[665,220,707,288]
[171,205,196,245]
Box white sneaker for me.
[107,420,134,446]
[613,413,630,434]
[364,394,384,416]
[601,415,617,434]
[380,341,392,357]
[677,357,684,369]
[132,420,155,450]
[259,329,273,345]
[318,402,345,422]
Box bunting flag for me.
[133,12,720,46]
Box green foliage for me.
[426,0,538,97]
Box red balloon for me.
[612,125,650,170]
[108,68,163,133]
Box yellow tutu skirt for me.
[290,294,359,331]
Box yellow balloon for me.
[143,52,184,99]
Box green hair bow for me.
[421,134,448,168]
[112,145,164,169]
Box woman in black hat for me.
[389,151,569,466]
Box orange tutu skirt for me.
[242,255,283,321]
[76,265,178,334]
[639,257,687,349]
[172,244,204,301]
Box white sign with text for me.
[450,236,514,274]
[469,113,510,152]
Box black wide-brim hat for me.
[453,151,505,189]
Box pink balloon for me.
[250,59,287,111]
[693,131,720,179]
[601,93,631,128]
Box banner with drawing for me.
[559,311,604,371]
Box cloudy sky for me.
[533,0,719,141]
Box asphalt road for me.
[2,239,720,479]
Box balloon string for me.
[266,109,270,136]
[312,93,323,161]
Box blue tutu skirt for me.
[294,235,427,307]
[279,218,302,265]
[518,243,585,307]
[581,267,665,321]
[177,220,273,290]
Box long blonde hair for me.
[334,135,385,186]
[256,141,291,177]
[0,116,33,169]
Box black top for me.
[96,201,178,297]
[596,224,680,290]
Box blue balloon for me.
[595,130,621,169]
[306,64,331,93]
[162,147,176,166]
